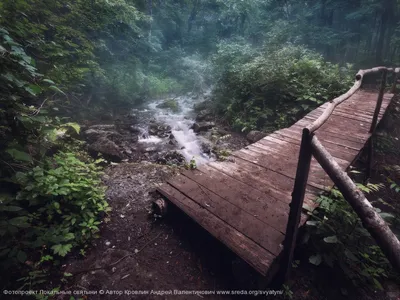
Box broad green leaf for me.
[42,79,55,85]
[309,254,322,266]
[27,84,42,95]
[24,86,37,96]
[64,233,75,241]
[373,278,383,290]
[379,212,395,221]
[63,122,81,134]
[324,236,338,244]
[17,251,27,263]
[0,205,23,212]
[6,149,32,162]
[49,85,66,95]
[51,244,72,257]
[8,216,29,228]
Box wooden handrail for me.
[278,66,400,286]
[308,66,398,133]
[311,136,400,272]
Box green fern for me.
[356,182,384,193]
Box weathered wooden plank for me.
[245,144,333,177]
[233,149,333,191]
[289,123,367,144]
[167,175,284,255]
[310,110,373,123]
[207,158,320,209]
[157,183,274,275]
[269,131,358,161]
[281,127,365,150]
[179,166,290,234]
[208,159,292,203]
[296,118,370,141]
[274,130,362,160]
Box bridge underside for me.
[157,90,395,278]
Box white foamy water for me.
[138,135,163,144]
[137,93,211,165]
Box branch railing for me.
[278,66,400,285]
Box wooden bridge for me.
[156,67,400,283]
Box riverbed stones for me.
[89,137,124,162]
[191,121,215,133]
[156,151,185,166]
[84,129,121,143]
[148,123,172,137]
[195,110,213,122]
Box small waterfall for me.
[137,126,163,144]
[136,92,211,165]
[138,126,149,139]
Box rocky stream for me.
[82,91,255,167]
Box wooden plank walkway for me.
[157,89,395,278]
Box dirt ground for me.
[60,99,400,300]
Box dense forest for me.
[1,0,400,297]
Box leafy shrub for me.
[212,44,353,132]
[146,74,184,98]
[0,152,108,272]
[0,23,109,291]
[305,184,396,290]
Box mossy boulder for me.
[156,99,181,113]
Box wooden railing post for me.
[277,128,313,286]
[370,69,387,133]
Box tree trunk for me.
[187,0,200,34]
[376,0,394,64]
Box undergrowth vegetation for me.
[303,102,400,292]
[0,23,109,290]
[212,44,354,132]
[305,184,397,290]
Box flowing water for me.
[135,92,212,165]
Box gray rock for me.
[191,122,215,133]
[144,147,157,153]
[128,126,141,134]
[200,141,213,154]
[89,137,124,162]
[84,128,122,143]
[246,130,267,143]
[156,151,185,166]
[196,110,213,122]
[148,123,171,137]
[88,124,116,130]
